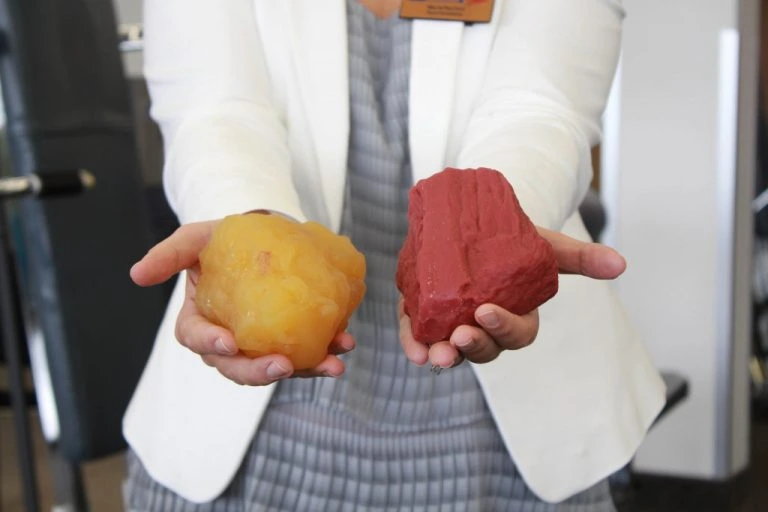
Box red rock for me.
[396,168,559,344]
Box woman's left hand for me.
[399,227,628,369]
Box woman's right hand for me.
[129,219,355,386]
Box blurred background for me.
[1,0,767,510]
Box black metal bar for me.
[0,201,39,512]
[656,372,690,424]
[48,445,88,512]
[0,391,37,407]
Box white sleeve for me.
[143,0,306,224]
[456,0,624,230]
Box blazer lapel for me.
[287,4,465,226]
[409,19,464,183]
[289,0,350,231]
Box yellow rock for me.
[196,214,366,370]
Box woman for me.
[123,0,665,510]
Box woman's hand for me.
[399,227,627,369]
[130,220,355,386]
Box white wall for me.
[602,0,758,479]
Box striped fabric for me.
[124,3,616,510]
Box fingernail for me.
[478,310,499,329]
[266,362,290,380]
[453,333,473,349]
[610,254,627,274]
[340,334,355,351]
[214,338,235,355]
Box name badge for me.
[400,0,495,24]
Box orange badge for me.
[400,0,494,23]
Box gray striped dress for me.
[125,3,616,510]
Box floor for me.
[2,405,768,511]
[0,410,126,511]
[615,414,768,512]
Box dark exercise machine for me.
[0,1,165,510]
[0,171,95,512]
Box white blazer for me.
[124,0,666,504]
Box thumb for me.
[131,221,218,286]
[536,226,627,280]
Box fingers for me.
[427,341,465,369]
[400,314,429,366]
[130,221,218,287]
[399,301,457,368]
[398,295,535,368]
[182,310,351,383]
[175,306,238,356]
[399,298,429,366]
[201,351,347,386]
[328,331,356,355]
[419,305,539,368]
[536,226,626,280]
[293,354,347,378]
[449,325,502,364]
[434,305,538,366]
[474,304,539,351]
[200,353,296,386]
[174,273,239,356]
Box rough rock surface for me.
[396,168,558,344]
